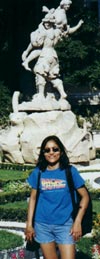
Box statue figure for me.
[0,0,96,165]
[22,0,83,99]
[42,0,83,35]
[42,0,72,31]
[22,16,67,99]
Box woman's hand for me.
[70,186,89,241]
[25,226,35,242]
[25,189,37,242]
[70,220,82,241]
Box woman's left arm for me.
[70,186,89,240]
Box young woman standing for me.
[25,135,89,259]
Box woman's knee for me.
[40,242,58,259]
[58,244,75,259]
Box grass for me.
[0,230,24,250]
[92,200,100,214]
[0,200,27,209]
[0,169,29,181]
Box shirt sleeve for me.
[26,167,40,189]
[71,166,85,189]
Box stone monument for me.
[0,0,95,164]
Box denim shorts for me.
[34,218,75,244]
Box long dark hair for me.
[36,135,69,171]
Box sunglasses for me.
[43,147,60,153]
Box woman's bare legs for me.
[40,242,75,259]
[58,244,75,259]
[40,242,58,259]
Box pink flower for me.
[11,253,17,259]
[92,245,100,258]
[18,249,25,258]
[92,247,96,253]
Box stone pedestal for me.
[0,109,96,164]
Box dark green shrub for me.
[0,201,27,221]
[0,189,30,204]
[0,163,35,171]
[90,189,100,200]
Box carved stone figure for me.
[42,0,72,31]
[0,1,96,164]
[22,0,83,100]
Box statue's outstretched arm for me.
[68,20,84,34]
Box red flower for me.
[92,247,96,253]
[11,253,17,259]
[18,249,25,258]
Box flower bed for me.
[92,213,100,259]
[0,248,25,259]
[92,244,100,259]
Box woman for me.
[25,135,89,259]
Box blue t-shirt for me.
[27,166,85,225]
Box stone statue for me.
[0,1,96,165]
[22,17,67,99]
[22,0,83,100]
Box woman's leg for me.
[40,242,58,259]
[58,244,75,259]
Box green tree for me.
[56,9,100,94]
[0,82,12,128]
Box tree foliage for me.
[0,81,12,128]
[56,9,100,93]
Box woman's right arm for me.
[25,188,37,241]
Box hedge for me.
[90,189,100,200]
[0,189,30,204]
[0,188,100,205]
[0,163,35,171]
[0,201,28,221]
[0,206,27,221]
[0,199,99,222]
